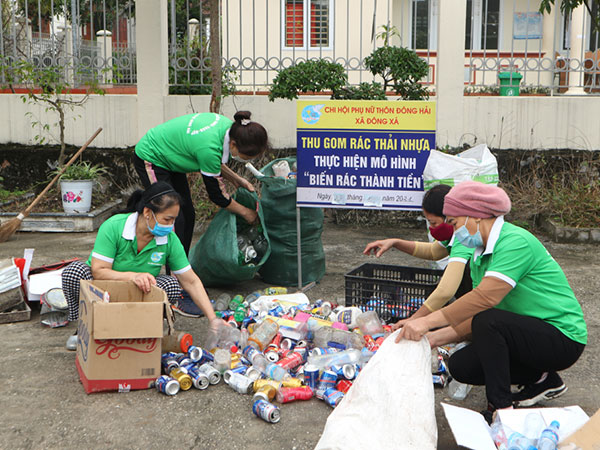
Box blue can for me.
[155,375,180,396]
[161,353,179,372]
[252,399,281,423]
[268,305,284,317]
[231,364,249,375]
[323,387,344,408]
[310,347,338,357]
[318,369,338,391]
[303,364,320,390]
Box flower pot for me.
[60,180,94,213]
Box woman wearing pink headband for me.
[397,180,587,423]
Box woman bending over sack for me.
[61,182,220,350]
[397,181,587,421]
[363,184,474,326]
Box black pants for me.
[448,308,585,409]
[133,153,195,255]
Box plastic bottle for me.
[507,430,535,450]
[447,379,472,400]
[489,422,510,450]
[312,326,364,350]
[355,310,385,338]
[162,331,193,353]
[228,294,245,311]
[218,325,241,349]
[523,412,545,445]
[537,421,560,450]
[248,318,279,351]
[244,291,262,306]
[252,235,269,260]
[213,349,231,373]
[307,348,372,369]
[243,345,269,372]
[265,362,291,381]
[214,293,231,311]
[334,306,364,330]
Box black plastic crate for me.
[345,263,443,323]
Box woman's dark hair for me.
[229,110,269,157]
[422,184,452,217]
[120,181,182,215]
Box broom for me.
[0,127,103,243]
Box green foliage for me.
[375,24,401,46]
[331,82,386,100]
[364,46,430,100]
[53,161,107,181]
[539,0,599,33]
[268,59,348,101]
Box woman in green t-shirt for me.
[61,182,220,350]
[397,181,587,422]
[134,110,269,255]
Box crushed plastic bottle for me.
[447,379,472,400]
[537,421,560,450]
[307,348,373,370]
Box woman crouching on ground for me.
[61,182,220,350]
[396,180,587,421]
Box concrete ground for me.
[0,223,598,450]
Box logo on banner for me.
[301,104,325,124]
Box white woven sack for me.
[315,334,437,450]
[423,144,499,189]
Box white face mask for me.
[231,154,257,163]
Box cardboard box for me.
[442,402,593,450]
[76,280,166,394]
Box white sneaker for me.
[66,334,78,351]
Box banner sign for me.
[296,100,436,210]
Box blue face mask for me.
[454,217,484,248]
[147,211,174,237]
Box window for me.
[411,0,438,50]
[283,0,332,49]
[465,0,500,50]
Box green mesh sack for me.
[258,157,325,286]
[189,188,271,287]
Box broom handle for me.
[19,127,103,218]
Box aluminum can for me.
[188,369,210,390]
[253,379,281,392]
[309,347,338,357]
[292,345,307,360]
[253,384,277,402]
[279,338,295,351]
[318,370,338,392]
[176,355,193,367]
[276,352,303,371]
[230,353,242,368]
[323,387,345,408]
[276,386,313,403]
[252,399,281,423]
[303,364,320,390]
[432,374,447,387]
[226,316,238,327]
[244,366,262,381]
[268,305,284,317]
[224,370,254,394]
[230,364,249,374]
[280,377,303,388]
[197,363,221,385]
[155,375,180,396]
[265,344,280,362]
[336,379,353,394]
[331,363,356,380]
[169,367,192,391]
[193,346,214,364]
[161,353,180,373]
[363,335,379,352]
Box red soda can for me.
[272,333,283,347]
[276,386,313,403]
[336,379,353,394]
[363,335,379,352]
[265,343,280,362]
[375,336,385,347]
[278,348,292,358]
[226,316,238,327]
[382,324,392,333]
[276,352,303,370]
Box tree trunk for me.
[209,0,222,113]
[58,107,66,166]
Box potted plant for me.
[53,161,107,214]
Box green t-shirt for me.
[87,213,191,276]
[135,113,234,175]
[470,217,587,344]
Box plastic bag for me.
[315,333,437,450]
[258,157,326,286]
[189,189,271,287]
[423,144,499,189]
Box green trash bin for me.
[498,72,523,96]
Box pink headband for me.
[443,181,511,218]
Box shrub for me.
[268,59,348,101]
[331,82,387,100]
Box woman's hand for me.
[237,178,255,192]
[395,317,430,343]
[241,207,258,225]
[363,239,395,258]
[391,317,411,332]
[132,272,156,293]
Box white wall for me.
[2,92,600,150]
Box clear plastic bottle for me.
[244,291,262,306]
[214,293,231,311]
[265,362,291,381]
[218,325,241,349]
[489,422,510,450]
[237,235,257,265]
[507,430,535,450]
[307,348,372,369]
[355,310,385,338]
[313,326,364,350]
[537,421,560,450]
[213,349,231,373]
[242,345,269,372]
[248,318,279,351]
[523,412,545,445]
[447,379,472,400]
